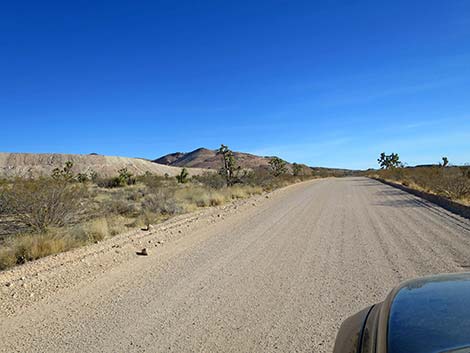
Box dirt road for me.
[1,177,470,352]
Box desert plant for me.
[440,156,449,168]
[176,168,189,184]
[292,163,302,176]
[5,232,79,265]
[95,177,123,188]
[76,172,89,183]
[103,194,139,216]
[217,144,238,186]
[269,157,288,177]
[142,188,181,216]
[118,168,135,186]
[1,178,87,232]
[51,161,75,181]
[192,172,226,189]
[84,217,109,242]
[377,152,403,169]
[89,170,99,182]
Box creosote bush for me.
[1,178,87,232]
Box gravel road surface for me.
[1,177,470,352]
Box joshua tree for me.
[440,156,449,168]
[117,168,134,186]
[217,144,237,186]
[51,161,75,181]
[176,168,189,183]
[377,152,403,169]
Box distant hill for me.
[153,147,328,177]
[154,148,275,170]
[0,153,206,178]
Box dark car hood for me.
[387,273,470,353]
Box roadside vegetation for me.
[369,153,470,205]
[0,145,315,270]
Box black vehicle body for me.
[333,273,470,353]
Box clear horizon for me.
[1,1,469,169]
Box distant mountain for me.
[154,148,275,170]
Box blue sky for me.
[1,0,469,169]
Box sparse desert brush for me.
[0,177,88,232]
[175,186,212,207]
[141,187,182,216]
[372,165,470,204]
[106,215,132,236]
[192,172,226,189]
[232,185,263,198]
[2,231,80,267]
[0,248,16,270]
[102,193,139,216]
[138,173,168,190]
[207,191,227,206]
[84,217,109,242]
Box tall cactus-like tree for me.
[176,168,189,183]
[377,152,403,169]
[440,156,449,168]
[51,161,75,181]
[217,144,237,186]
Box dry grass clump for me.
[84,217,109,242]
[0,248,16,270]
[0,231,80,270]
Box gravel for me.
[1,177,469,352]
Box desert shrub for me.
[1,178,87,232]
[138,173,167,190]
[84,217,109,242]
[372,166,470,202]
[0,248,16,270]
[292,163,302,176]
[269,157,288,177]
[192,172,226,189]
[95,169,136,188]
[106,216,131,236]
[228,185,263,199]
[76,173,89,183]
[175,186,212,208]
[95,177,123,188]
[103,197,138,216]
[142,188,181,215]
[4,232,80,266]
[239,168,278,190]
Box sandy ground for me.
[1,177,470,352]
